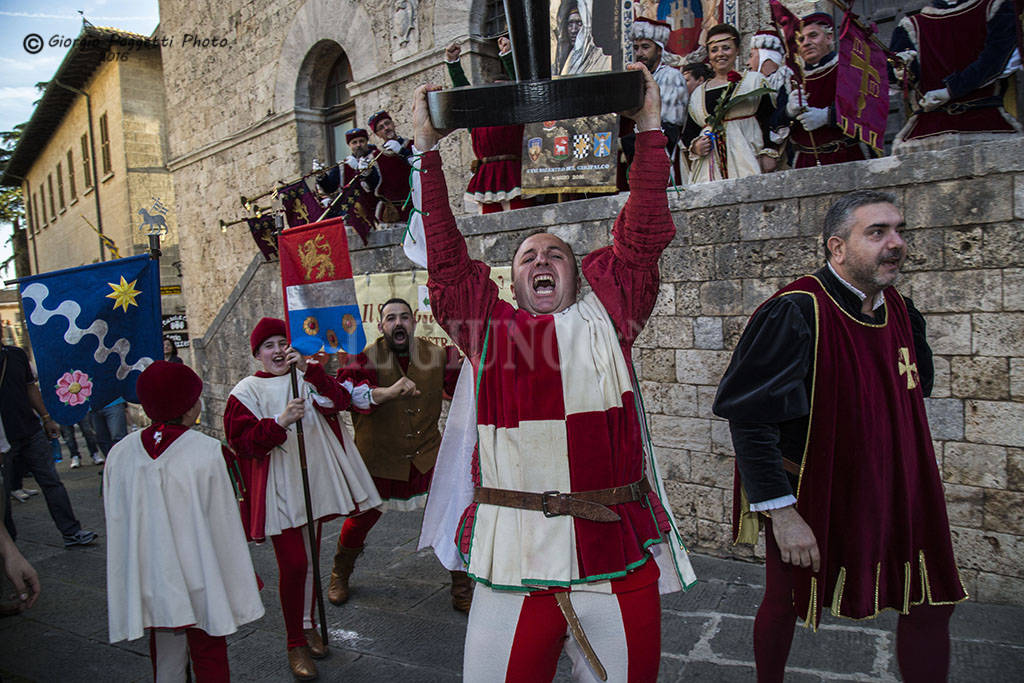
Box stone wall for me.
[158,0,485,334]
[194,138,1024,606]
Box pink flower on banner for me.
[56,370,93,406]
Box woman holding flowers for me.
[683,24,778,183]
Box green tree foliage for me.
[0,124,26,225]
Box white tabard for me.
[104,429,264,642]
[229,373,381,536]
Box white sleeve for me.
[749,494,797,512]
[340,378,372,411]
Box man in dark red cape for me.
[714,190,966,682]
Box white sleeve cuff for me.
[310,393,335,409]
[343,379,373,410]
[749,494,797,512]
[412,143,440,155]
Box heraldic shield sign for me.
[278,217,366,355]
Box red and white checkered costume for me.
[421,130,696,593]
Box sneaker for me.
[91,452,105,465]
[63,529,97,548]
[69,455,81,469]
[11,490,30,503]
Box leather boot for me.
[327,544,362,605]
[304,627,328,659]
[450,570,474,613]
[287,645,318,680]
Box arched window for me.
[324,52,355,165]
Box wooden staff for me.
[773,9,823,166]
[288,363,329,648]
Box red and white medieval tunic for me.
[420,130,696,593]
[224,363,380,542]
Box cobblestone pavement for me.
[2,458,1022,681]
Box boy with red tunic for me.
[714,190,967,682]
[105,361,263,682]
[224,317,380,680]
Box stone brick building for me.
[156,0,1021,605]
[0,25,185,350]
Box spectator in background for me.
[889,0,1021,153]
[89,398,128,461]
[0,405,41,616]
[444,37,534,214]
[683,24,778,182]
[0,344,96,547]
[163,336,184,364]
[772,13,867,168]
[61,418,104,470]
[681,61,712,94]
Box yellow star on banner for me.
[106,276,142,312]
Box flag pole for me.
[289,362,330,649]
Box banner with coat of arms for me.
[278,217,366,355]
[521,0,628,195]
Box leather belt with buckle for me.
[473,479,651,523]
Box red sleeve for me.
[421,150,499,360]
[303,362,351,414]
[223,394,287,459]
[581,129,674,346]
[442,345,463,398]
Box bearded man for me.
[714,190,967,682]
[412,62,696,682]
[330,298,464,610]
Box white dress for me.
[687,71,769,183]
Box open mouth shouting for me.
[533,273,556,295]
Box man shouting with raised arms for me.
[411,63,696,682]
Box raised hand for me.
[412,83,451,150]
[620,62,661,132]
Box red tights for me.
[339,508,383,548]
[149,628,228,682]
[755,520,954,682]
[271,524,323,649]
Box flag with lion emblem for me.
[278,217,366,355]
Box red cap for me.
[250,317,287,355]
[801,12,834,29]
[368,110,392,133]
[136,361,203,422]
[345,127,369,144]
